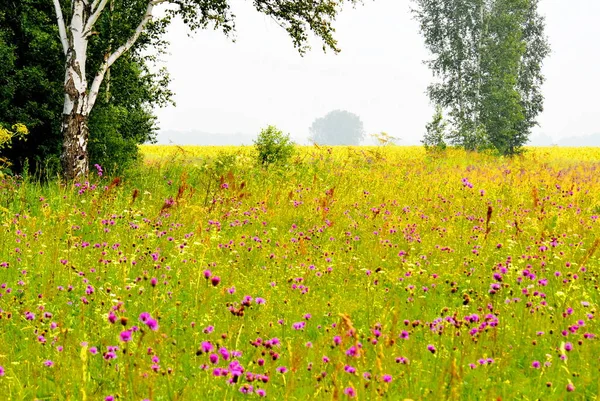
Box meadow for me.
[1,145,599,400]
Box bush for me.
[254,125,295,166]
[422,106,447,152]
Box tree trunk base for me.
[61,112,90,180]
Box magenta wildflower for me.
[345,346,359,357]
[146,318,159,331]
[219,347,230,360]
[120,330,133,342]
[344,387,356,397]
[239,384,253,394]
[201,341,213,353]
[139,312,151,323]
[108,311,117,324]
[344,365,356,374]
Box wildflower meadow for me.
[1,146,599,400]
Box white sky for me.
[154,0,600,145]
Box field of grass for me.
[1,145,599,400]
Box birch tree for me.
[51,0,361,179]
[413,0,549,155]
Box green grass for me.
[0,146,599,400]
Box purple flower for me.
[108,312,117,324]
[201,341,213,353]
[120,330,133,342]
[292,321,306,330]
[219,347,230,360]
[345,346,359,357]
[146,318,159,331]
[239,384,253,394]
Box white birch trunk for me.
[61,0,91,180]
[53,0,158,180]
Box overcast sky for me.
[154,0,600,145]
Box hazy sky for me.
[154,0,600,145]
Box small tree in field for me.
[254,125,295,166]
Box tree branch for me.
[52,0,69,55]
[86,1,156,113]
[85,0,110,36]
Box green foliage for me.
[309,110,365,145]
[0,123,29,176]
[413,0,549,155]
[253,125,295,166]
[0,0,170,176]
[422,107,447,152]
